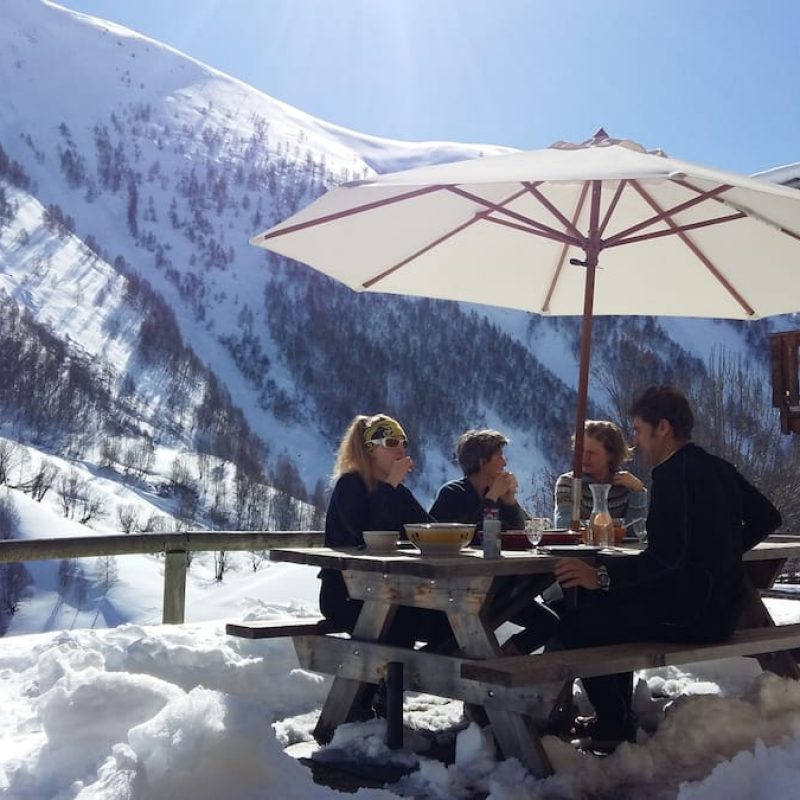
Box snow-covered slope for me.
[0,436,320,637]
[1,0,797,511]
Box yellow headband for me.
[363,415,406,446]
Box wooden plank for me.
[484,707,552,779]
[744,542,800,562]
[0,531,324,563]
[738,577,800,679]
[269,547,565,579]
[343,571,494,614]
[461,624,800,687]
[444,602,554,778]
[226,617,343,639]
[268,541,800,579]
[291,634,563,713]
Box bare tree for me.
[0,562,31,615]
[99,437,121,470]
[117,504,140,534]
[526,465,561,521]
[140,513,170,533]
[26,460,58,502]
[0,493,20,539]
[56,470,106,524]
[0,440,21,487]
[97,555,118,592]
[310,480,327,530]
[122,439,155,480]
[170,456,194,489]
[77,488,106,525]
[57,470,82,518]
[213,550,228,582]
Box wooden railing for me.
[2,532,797,626]
[0,531,323,625]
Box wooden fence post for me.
[162,548,187,624]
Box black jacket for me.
[601,443,781,635]
[321,471,432,632]
[324,471,431,548]
[430,476,527,531]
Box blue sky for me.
[60,0,800,174]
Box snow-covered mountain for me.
[1,0,798,522]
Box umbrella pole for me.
[570,183,602,529]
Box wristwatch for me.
[596,565,611,591]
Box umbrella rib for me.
[606,212,745,247]
[543,181,590,313]
[629,181,756,317]
[482,216,579,247]
[523,183,587,244]
[597,180,628,238]
[603,183,734,246]
[257,184,447,240]
[360,186,531,289]
[445,185,578,243]
[676,178,800,243]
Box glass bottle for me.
[589,483,614,548]
[482,506,502,559]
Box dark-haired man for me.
[431,429,557,661]
[430,429,527,530]
[554,386,782,750]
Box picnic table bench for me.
[228,537,800,778]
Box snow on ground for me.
[5,439,800,798]
[3,597,800,799]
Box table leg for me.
[313,598,394,743]
[447,611,553,778]
[740,562,800,679]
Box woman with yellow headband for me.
[320,413,449,646]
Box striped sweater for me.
[554,472,648,528]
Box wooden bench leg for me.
[447,611,554,778]
[312,599,395,743]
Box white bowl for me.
[362,530,398,553]
[403,523,476,555]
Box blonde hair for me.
[581,419,633,474]
[332,414,393,490]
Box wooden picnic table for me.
[269,538,800,776]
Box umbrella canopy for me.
[251,131,800,521]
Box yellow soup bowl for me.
[404,523,476,555]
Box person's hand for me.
[487,471,517,503]
[386,456,414,487]
[613,471,645,493]
[554,557,600,590]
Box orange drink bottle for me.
[589,483,614,548]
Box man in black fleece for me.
[553,386,782,749]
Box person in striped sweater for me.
[553,420,648,529]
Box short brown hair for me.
[629,386,694,440]
[582,420,632,474]
[455,429,509,476]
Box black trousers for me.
[553,591,736,736]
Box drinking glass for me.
[631,517,648,543]
[524,517,548,551]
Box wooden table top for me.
[268,538,800,580]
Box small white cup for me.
[362,530,398,553]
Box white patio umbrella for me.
[251,130,800,524]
